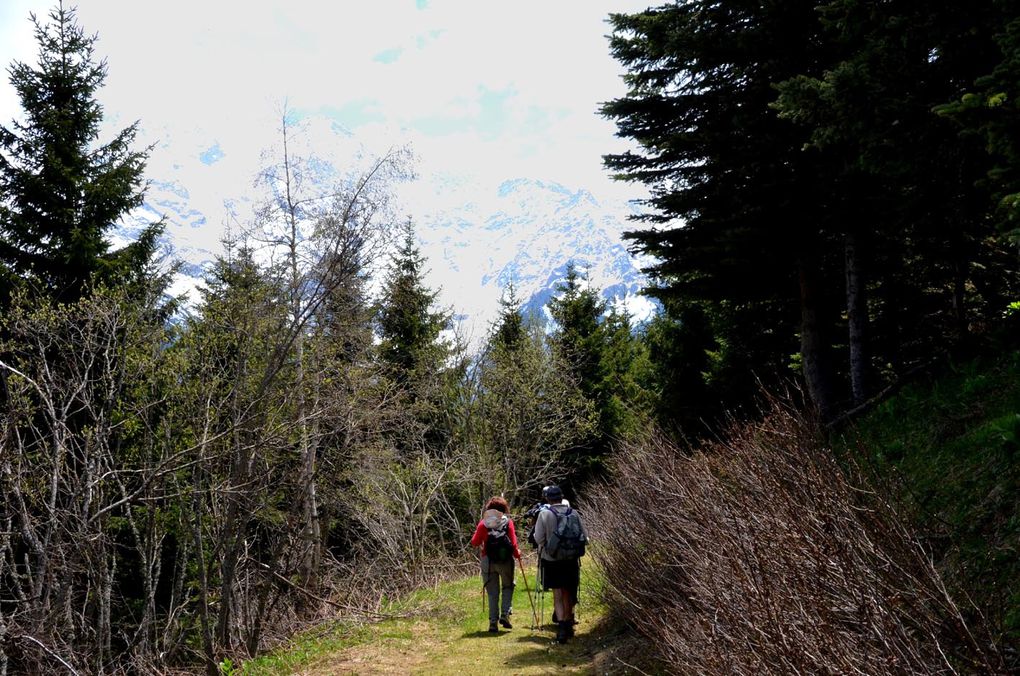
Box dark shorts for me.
[540,558,579,593]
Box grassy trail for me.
[240,557,624,675]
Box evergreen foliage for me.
[774,0,1010,380]
[548,263,651,481]
[603,0,843,418]
[937,3,1020,242]
[491,281,526,352]
[471,281,595,497]
[639,300,715,434]
[0,2,160,306]
[376,220,451,383]
[599,304,654,442]
[605,0,1020,422]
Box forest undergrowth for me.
[589,394,1011,674]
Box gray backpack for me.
[545,508,587,560]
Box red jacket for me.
[470,516,522,560]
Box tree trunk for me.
[845,232,868,405]
[799,258,836,421]
[280,116,321,593]
[191,470,217,676]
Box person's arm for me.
[508,519,522,559]
[533,509,551,549]
[469,521,486,548]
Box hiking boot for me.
[488,622,499,633]
[556,621,570,644]
[566,618,575,638]
[499,616,512,629]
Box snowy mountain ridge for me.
[116,122,654,340]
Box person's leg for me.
[498,562,515,627]
[552,588,566,625]
[565,559,580,635]
[562,593,574,636]
[482,557,499,629]
[553,588,571,642]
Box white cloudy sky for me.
[0,1,654,328]
[0,0,649,200]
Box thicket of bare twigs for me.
[588,400,1005,675]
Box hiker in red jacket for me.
[470,496,522,632]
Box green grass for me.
[225,623,372,675]
[839,350,1020,651]
[234,557,615,675]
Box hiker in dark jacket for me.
[470,496,522,632]
[533,484,587,643]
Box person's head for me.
[542,484,564,504]
[485,496,509,514]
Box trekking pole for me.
[516,557,539,630]
[537,557,544,628]
[576,558,581,623]
[479,551,487,622]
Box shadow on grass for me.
[514,633,556,645]
[460,630,503,639]
[501,641,592,670]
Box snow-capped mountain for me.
[119,121,654,340]
[416,177,654,337]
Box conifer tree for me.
[548,264,606,391]
[376,220,450,382]
[491,280,526,352]
[938,4,1020,242]
[472,280,594,498]
[602,1,841,419]
[0,2,159,306]
[600,303,654,440]
[640,301,718,434]
[774,0,1008,400]
[547,263,616,480]
[375,219,454,460]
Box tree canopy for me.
[0,2,159,306]
[604,0,1019,420]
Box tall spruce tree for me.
[0,2,159,306]
[549,264,605,390]
[775,0,1010,398]
[491,280,526,352]
[376,219,450,382]
[472,280,594,498]
[640,300,716,434]
[938,3,1020,243]
[375,219,454,458]
[547,264,614,480]
[602,0,842,419]
[599,302,654,442]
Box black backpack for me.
[486,522,514,563]
[524,503,544,548]
[545,508,587,560]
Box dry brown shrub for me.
[587,399,1004,675]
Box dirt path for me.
[291,565,611,675]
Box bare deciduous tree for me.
[249,106,413,593]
